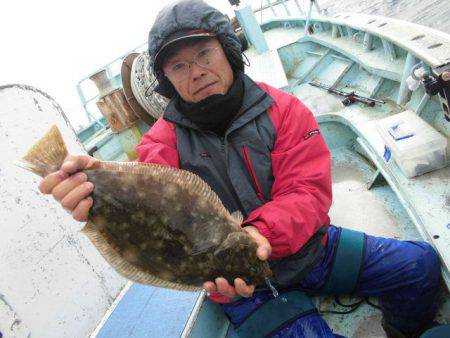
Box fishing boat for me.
[0,0,448,337]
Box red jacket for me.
[136,80,332,303]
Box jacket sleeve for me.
[135,117,180,168]
[242,88,332,259]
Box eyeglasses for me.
[164,46,220,81]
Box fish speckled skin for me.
[18,126,272,291]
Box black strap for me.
[234,291,315,338]
[320,228,365,295]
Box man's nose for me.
[189,62,207,81]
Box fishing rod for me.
[309,81,385,107]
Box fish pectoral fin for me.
[213,232,252,256]
[190,240,218,256]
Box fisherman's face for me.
[162,38,234,103]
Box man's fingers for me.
[60,181,94,211]
[39,170,69,194]
[215,277,237,298]
[52,172,88,201]
[234,278,255,298]
[71,197,94,222]
[203,281,217,293]
[244,226,272,260]
[61,155,97,174]
[204,278,255,298]
[256,243,272,261]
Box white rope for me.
[130,52,168,119]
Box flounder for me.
[17,126,272,291]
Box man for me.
[39,0,441,336]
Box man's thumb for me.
[244,226,272,260]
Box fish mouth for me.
[193,82,218,96]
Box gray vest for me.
[163,75,325,287]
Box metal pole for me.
[280,0,291,16]
[293,0,304,15]
[397,52,419,105]
[267,0,277,16]
[363,32,373,51]
[313,0,321,13]
[304,0,314,36]
[382,39,397,61]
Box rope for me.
[319,296,381,315]
[130,52,168,119]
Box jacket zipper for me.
[241,146,266,204]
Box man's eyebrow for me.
[165,52,183,65]
[165,39,215,65]
[195,39,214,50]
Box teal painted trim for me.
[235,291,315,338]
[288,49,331,91]
[363,32,373,51]
[235,5,269,54]
[346,26,355,37]
[330,60,354,87]
[416,93,431,116]
[313,21,324,32]
[297,36,403,81]
[369,77,385,97]
[321,228,365,295]
[188,298,229,338]
[367,169,387,190]
[397,52,418,105]
[331,24,339,38]
[382,39,397,61]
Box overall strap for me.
[321,227,366,295]
[234,291,315,338]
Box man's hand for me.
[39,155,97,222]
[203,225,272,299]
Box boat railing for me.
[74,1,322,135]
[75,42,147,130]
[249,0,322,24]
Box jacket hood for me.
[147,0,243,98]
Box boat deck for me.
[94,10,449,338]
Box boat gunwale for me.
[259,12,450,67]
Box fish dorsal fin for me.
[91,161,235,223]
[81,221,201,291]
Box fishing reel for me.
[422,62,450,122]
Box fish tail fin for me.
[15,125,68,177]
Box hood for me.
[147,0,243,98]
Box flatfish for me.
[17,126,272,291]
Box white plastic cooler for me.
[376,110,448,178]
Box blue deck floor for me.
[96,284,200,338]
